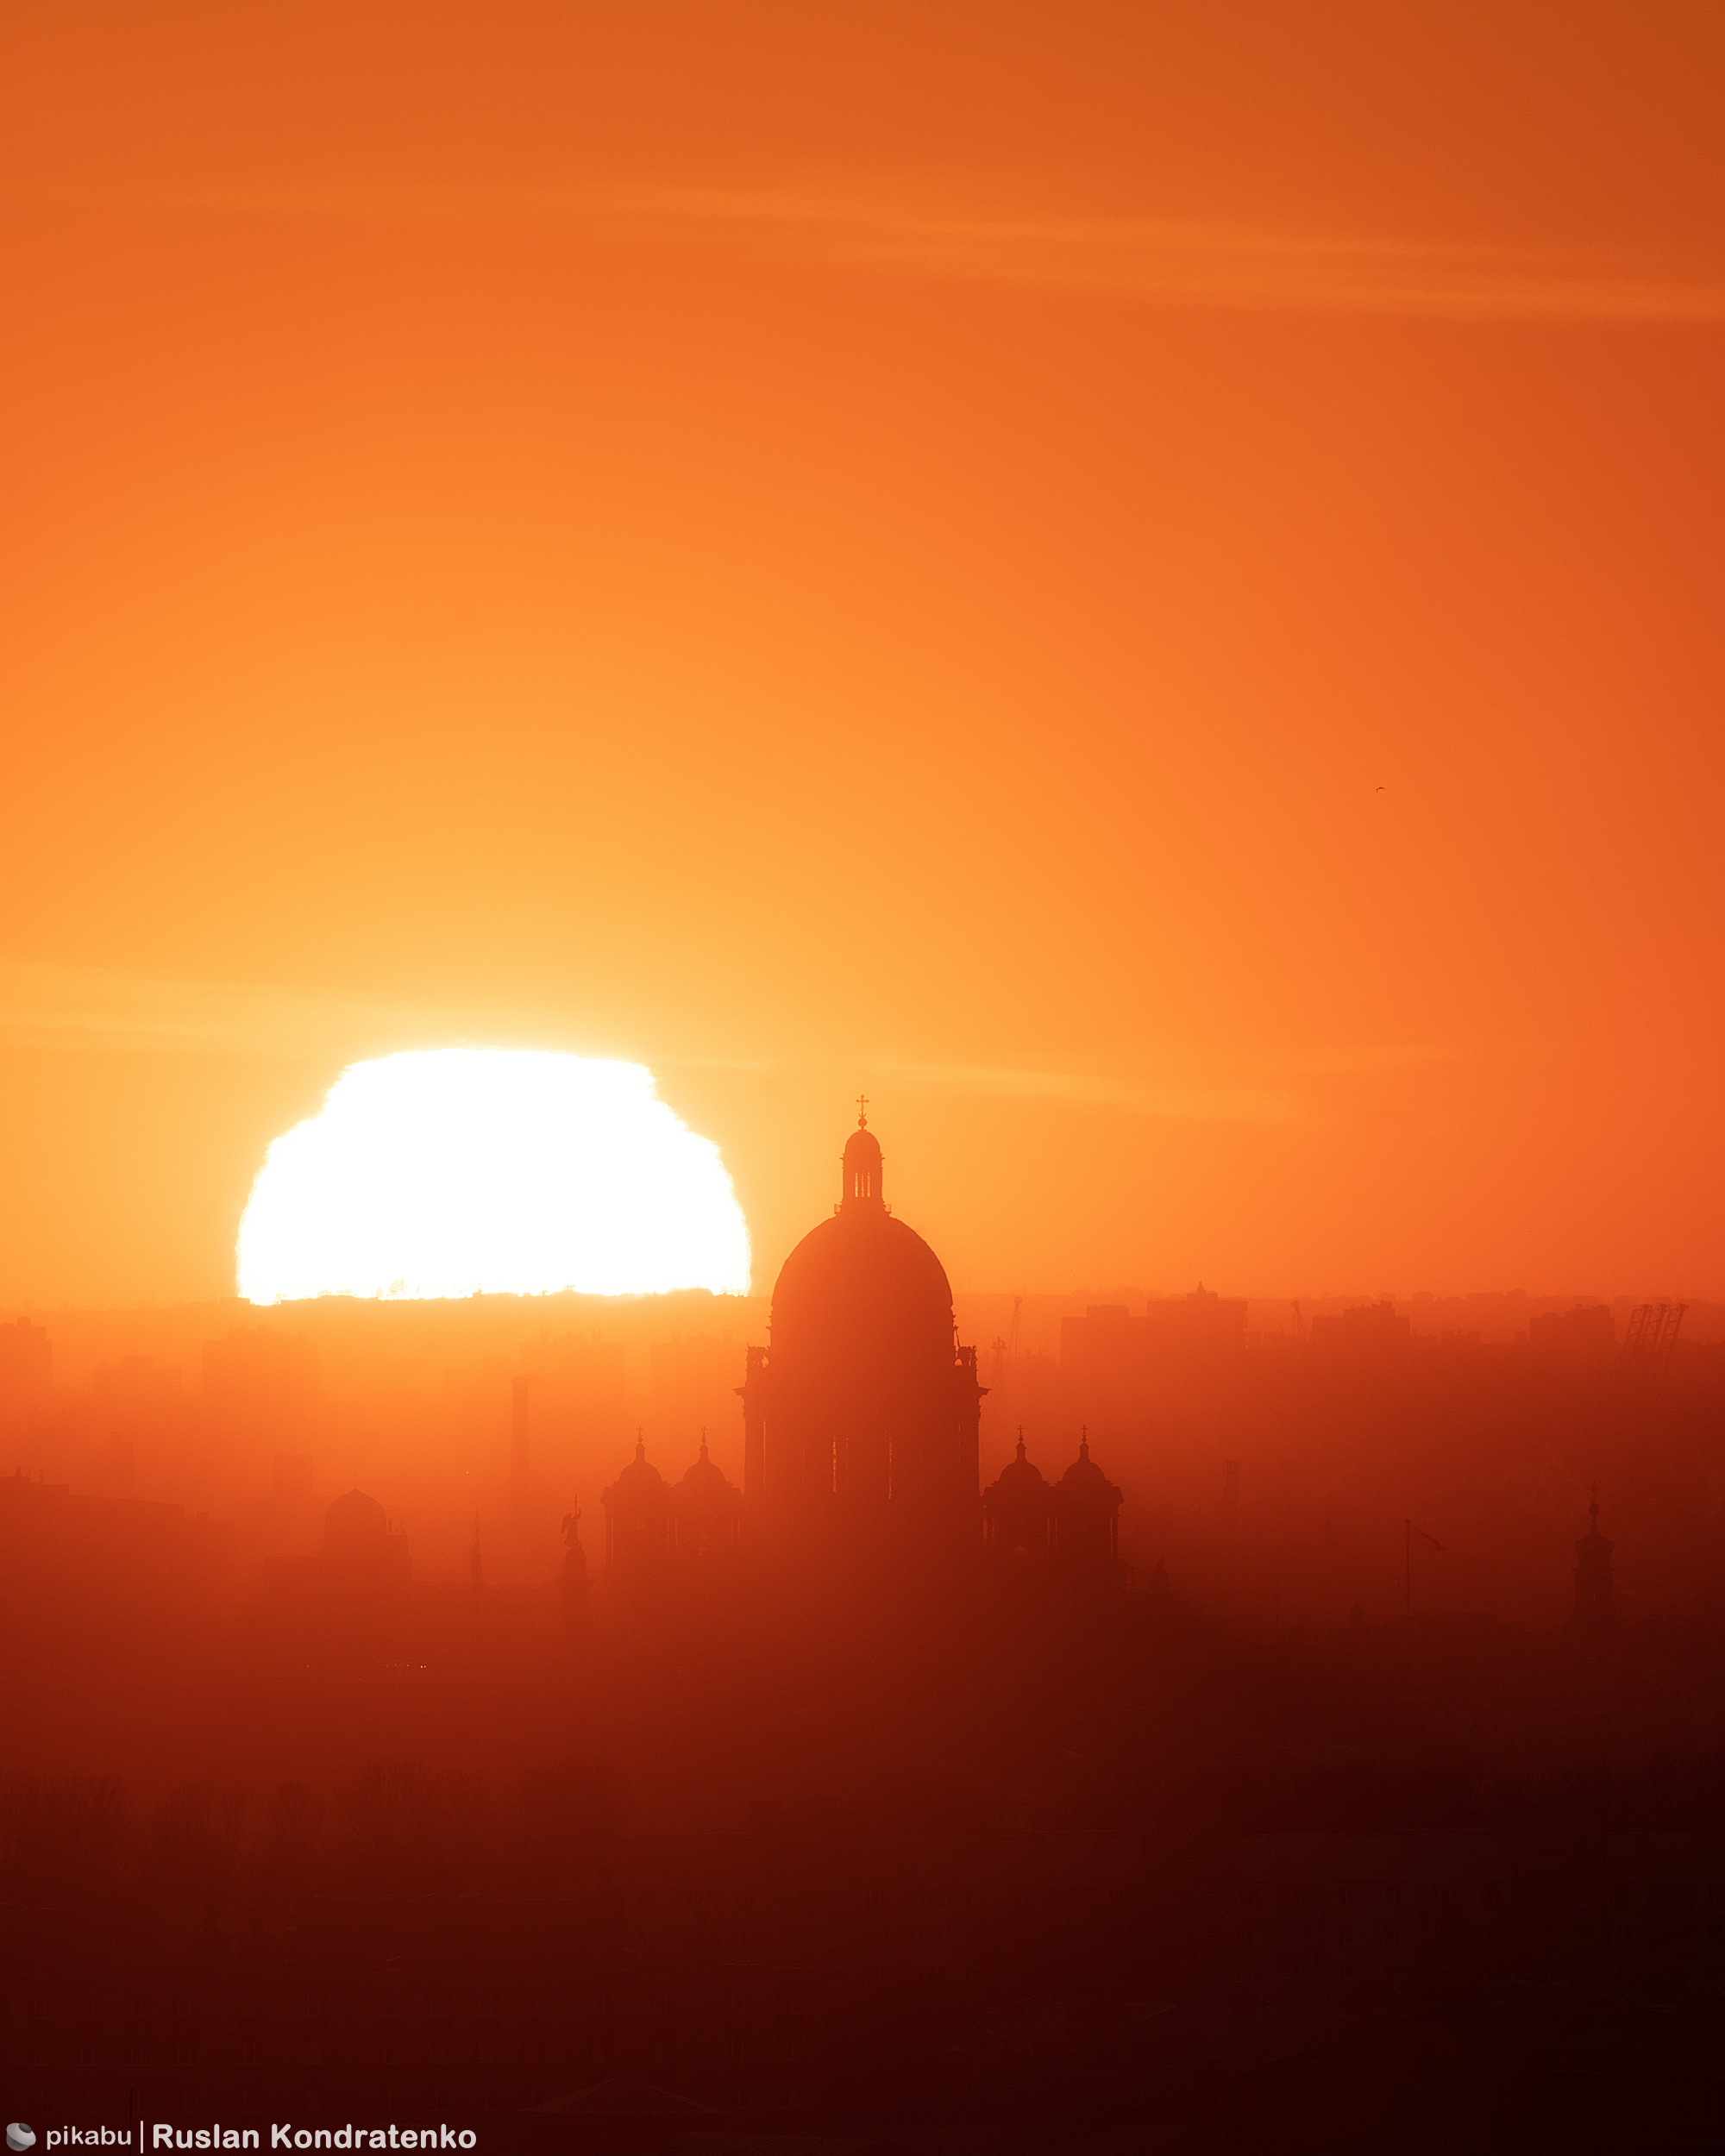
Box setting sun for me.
[235,1048,750,1302]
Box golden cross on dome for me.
[856,1094,869,1127]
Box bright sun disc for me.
[236,1049,751,1302]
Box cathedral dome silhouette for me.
[772,1124,956,1373]
[739,1106,984,1540]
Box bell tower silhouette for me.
[840,1096,884,1213]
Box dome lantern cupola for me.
[841,1096,884,1213]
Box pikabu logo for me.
[8,2129,37,2153]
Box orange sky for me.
[3,2,1722,1307]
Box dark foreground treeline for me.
[5,1741,1724,2154]
[5,1497,1722,2153]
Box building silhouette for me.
[982,1428,1053,1567]
[674,1429,743,1566]
[1309,1300,1412,1362]
[0,1315,51,1420]
[982,1425,1130,1592]
[601,1432,673,1593]
[1062,1285,1248,1382]
[593,1114,1133,1612]
[1051,1431,1128,1588]
[1528,1302,1616,1367]
[599,1425,744,1625]
[736,1108,987,1561]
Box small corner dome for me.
[1056,1439,1122,1508]
[994,1449,1051,1497]
[604,1442,670,1512]
[680,1440,735,1496]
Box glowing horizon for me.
[235,1049,751,1303]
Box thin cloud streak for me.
[0,957,470,1061]
[879,1060,1295,1125]
[612,185,1725,326]
[9,177,1725,325]
[0,957,777,1077]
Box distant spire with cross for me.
[856,1093,869,1127]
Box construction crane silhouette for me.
[991,1297,1023,1390]
[992,1294,1018,1380]
[1619,1301,1686,1388]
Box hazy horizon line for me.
[0,1284,1707,1319]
